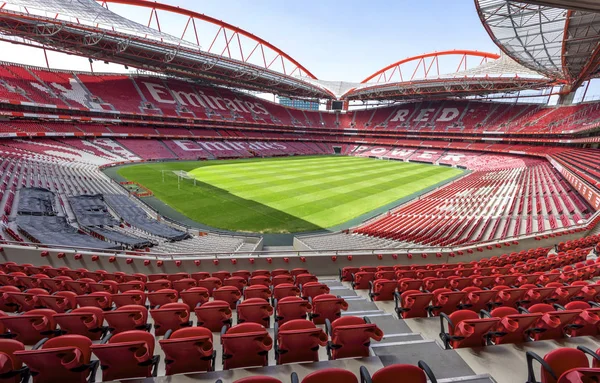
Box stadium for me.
[0,0,600,382]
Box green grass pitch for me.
[116,156,463,233]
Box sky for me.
[0,0,500,82]
[0,0,597,102]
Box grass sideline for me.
[116,156,463,233]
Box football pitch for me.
[116,156,463,233]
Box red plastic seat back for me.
[36,292,77,313]
[14,335,93,383]
[180,287,210,309]
[295,274,318,286]
[158,327,213,375]
[196,277,222,296]
[172,278,197,293]
[150,303,190,336]
[272,275,294,287]
[0,309,57,345]
[145,279,171,292]
[447,310,499,348]
[276,319,327,365]
[112,290,146,308]
[542,348,589,383]
[353,272,375,290]
[301,368,358,383]
[237,298,273,327]
[301,282,330,299]
[273,284,300,301]
[329,316,383,359]
[399,290,433,319]
[431,288,466,316]
[340,267,359,282]
[103,305,148,334]
[91,330,156,381]
[371,364,427,383]
[223,276,248,291]
[53,307,105,340]
[222,323,272,370]
[211,271,231,282]
[194,300,232,332]
[147,289,178,307]
[371,279,397,301]
[311,294,348,325]
[75,291,112,310]
[213,286,242,309]
[276,297,311,325]
[0,339,25,381]
[244,285,272,301]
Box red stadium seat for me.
[172,278,197,292]
[301,282,330,299]
[295,274,318,286]
[237,298,274,327]
[53,307,106,340]
[223,276,247,291]
[485,307,542,344]
[275,319,327,365]
[147,289,178,307]
[340,267,359,282]
[213,286,242,310]
[180,287,210,309]
[36,292,77,313]
[75,291,112,311]
[563,301,600,337]
[396,290,433,319]
[159,327,215,375]
[275,296,312,325]
[326,316,383,360]
[145,279,171,293]
[439,310,499,349]
[194,300,232,332]
[196,277,223,297]
[524,304,580,341]
[112,290,146,307]
[91,330,159,381]
[352,271,375,290]
[526,348,594,383]
[0,339,28,383]
[297,368,358,383]
[397,278,423,293]
[273,283,300,301]
[310,294,348,325]
[460,287,497,312]
[370,279,397,301]
[221,323,272,370]
[244,285,272,301]
[249,276,271,287]
[272,274,294,287]
[430,288,466,316]
[103,305,150,334]
[150,302,192,336]
[14,335,98,383]
[359,362,438,383]
[0,309,57,345]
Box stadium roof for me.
[475,0,600,91]
[0,0,334,99]
[518,0,600,13]
[338,51,558,101]
[0,0,586,101]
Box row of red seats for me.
[440,300,600,349]
[0,286,349,336]
[0,315,382,381]
[395,279,600,318]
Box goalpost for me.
[163,170,197,189]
